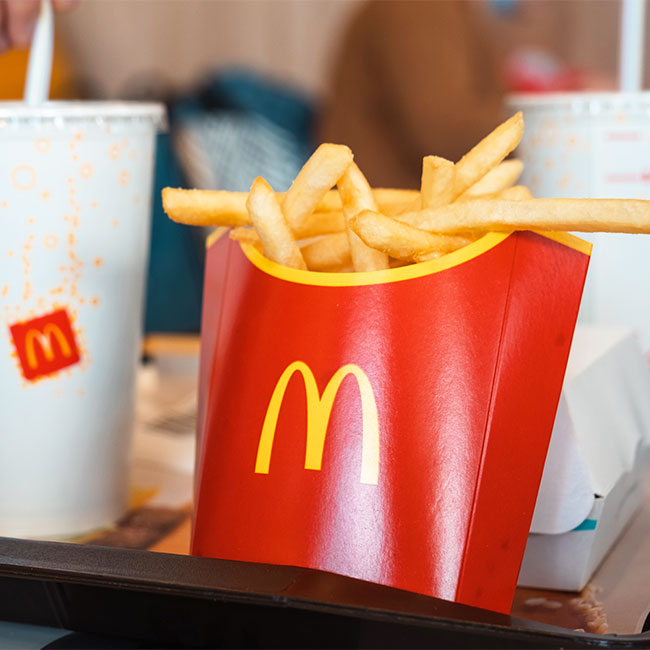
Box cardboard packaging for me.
[192,230,590,614]
[518,327,650,591]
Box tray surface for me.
[2,340,649,648]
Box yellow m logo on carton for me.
[255,361,380,485]
[24,324,72,369]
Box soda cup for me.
[0,102,164,538]
[508,91,650,348]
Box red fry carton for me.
[192,229,590,614]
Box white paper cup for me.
[0,102,165,538]
[508,92,650,348]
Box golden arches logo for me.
[255,361,380,485]
[24,324,72,369]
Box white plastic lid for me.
[0,101,166,129]
[507,91,650,115]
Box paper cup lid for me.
[0,101,166,129]
[507,91,650,115]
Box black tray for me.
[1,537,649,648]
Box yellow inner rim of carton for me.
[209,230,590,288]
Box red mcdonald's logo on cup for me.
[9,308,81,381]
[255,361,380,485]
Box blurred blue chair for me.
[145,70,314,333]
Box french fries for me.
[301,232,351,272]
[229,227,261,246]
[349,210,474,261]
[497,185,533,201]
[162,186,417,233]
[338,162,390,271]
[246,177,307,270]
[395,198,650,235]
[421,156,455,209]
[282,143,354,234]
[458,159,523,199]
[453,184,532,204]
[162,110,650,275]
[162,188,251,228]
[453,112,524,198]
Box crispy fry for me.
[349,210,474,261]
[413,249,443,263]
[454,184,533,204]
[453,112,524,198]
[498,185,533,201]
[338,163,390,271]
[394,206,439,231]
[162,186,418,230]
[230,227,263,252]
[395,198,650,234]
[321,187,420,214]
[381,193,422,216]
[301,232,351,271]
[230,227,260,245]
[345,229,388,271]
[459,159,523,199]
[389,258,412,268]
[293,210,345,238]
[163,188,250,227]
[247,177,307,269]
[421,156,455,209]
[282,143,353,233]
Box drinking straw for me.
[24,0,54,104]
[619,0,646,92]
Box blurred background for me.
[1,0,646,333]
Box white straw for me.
[619,0,646,92]
[24,0,54,105]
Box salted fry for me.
[282,143,353,234]
[421,156,455,209]
[459,159,523,199]
[226,209,346,239]
[338,163,390,271]
[413,250,443,263]
[163,188,250,228]
[293,210,345,238]
[230,227,263,252]
[453,112,524,198]
[230,227,260,245]
[389,258,411,268]
[301,232,351,271]
[247,178,307,269]
[162,186,418,231]
[380,191,422,216]
[395,198,650,234]
[454,184,533,204]
[349,210,474,261]
[498,185,533,201]
[321,187,420,214]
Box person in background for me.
[0,0,80,100]
[318,0,618,189]
[0,0,77,52]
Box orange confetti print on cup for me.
[35,137,51,154]
[44,234,59,250]
[11,165,37,191]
